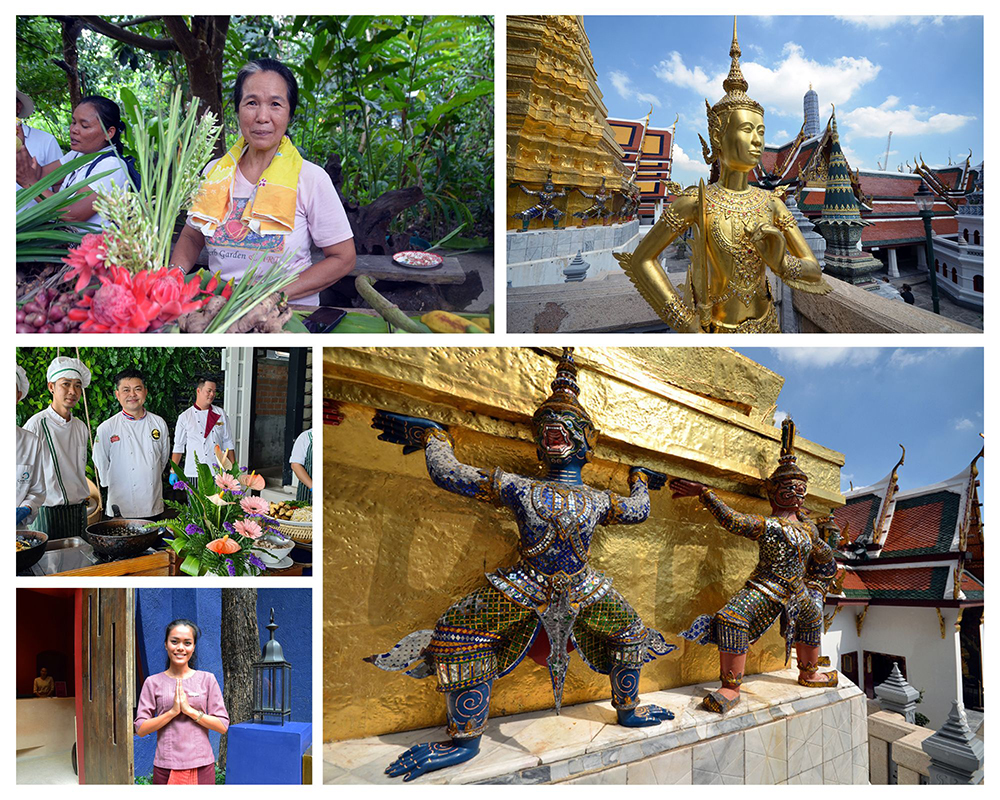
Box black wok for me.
[16,531,48,573]
[83,517,163,559]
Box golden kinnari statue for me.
[614,18,831,333]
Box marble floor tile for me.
[787,708,823,777]
[824,750,854,785]
[852,741,870,784]
[744,719,787,785]
[823,701,852,760]
[645,748,693,784]
[563,765,627,784]
[851,698,868,750]
[692,731,744,785]
[787,764,823,785]
[507,702,609,764]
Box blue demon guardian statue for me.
[366,348,676,781]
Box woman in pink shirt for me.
[134,619,229,784]
[169,58,356,306]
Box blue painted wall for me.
[133,588,311,781]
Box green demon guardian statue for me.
[672,417,839,713]
[366,348,676,781]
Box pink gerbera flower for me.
[233,519,264,540]
[214,473,241,493]
[240,496,270,516]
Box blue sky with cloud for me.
[734,348,984,497]
[586,15,983,185]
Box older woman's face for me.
[238,71,290,153]
[70,103,114,154]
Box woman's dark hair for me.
[233,58,299,121]
[77,95,125,155]
[164,618,200,670]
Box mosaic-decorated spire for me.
[820,109,864,224]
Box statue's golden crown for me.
[700,17,765,165]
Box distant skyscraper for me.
[804,84,820,138]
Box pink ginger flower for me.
[62,233,109,293]
[233,519,264,540]
[68,265,210,333]
[214,473,241,493]
[240,496,270,516]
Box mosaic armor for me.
[371,349,675,780]
[372,429,674,719]
[681,488,837,660]
[511,170,567,231]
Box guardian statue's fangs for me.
[367,348,676,781]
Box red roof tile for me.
[833,494,880,544]
[884,490,960,555]
[858,173,922,196]
[961,570,984,594]
[841,566,950,600]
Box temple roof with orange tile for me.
[832,492,882,545]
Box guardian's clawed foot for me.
[617,704,674,727]
[384,738,480,781]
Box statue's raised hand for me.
[372,411,444,454]
[630,467,667,491]
[748,222,786,270]
[385,739,479,781]
[670,477,706,498]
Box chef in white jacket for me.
[92,368,171,519]
[16,365,47,529]
[171,376,235,480]
[22,356,92,539]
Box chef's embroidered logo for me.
[21,471,29,480]
[111,435,120,443]
[215,421,223,427]
[151,429,161,440]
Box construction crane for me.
[878,131,892,171]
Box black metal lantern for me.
[252,608,292,725]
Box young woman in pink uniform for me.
[134,619,230,784]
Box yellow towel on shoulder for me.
[188,135,303,237]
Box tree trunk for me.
[219,588,258,772]
[71,15,231,157]
[162,16,230,156]
[54,17,85,108]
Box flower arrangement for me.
[155,449,286,577]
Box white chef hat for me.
[47,357,92,389]
[16,364,29,401]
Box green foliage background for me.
[16,347,223,441]
[17,15,494,245]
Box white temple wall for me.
[823,605,961,729]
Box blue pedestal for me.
[226,721,312,785]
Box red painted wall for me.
[16,589,76,697]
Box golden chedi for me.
[614,19,831,333]
[507,16,628,227]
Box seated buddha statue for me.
[614,18,830,333]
